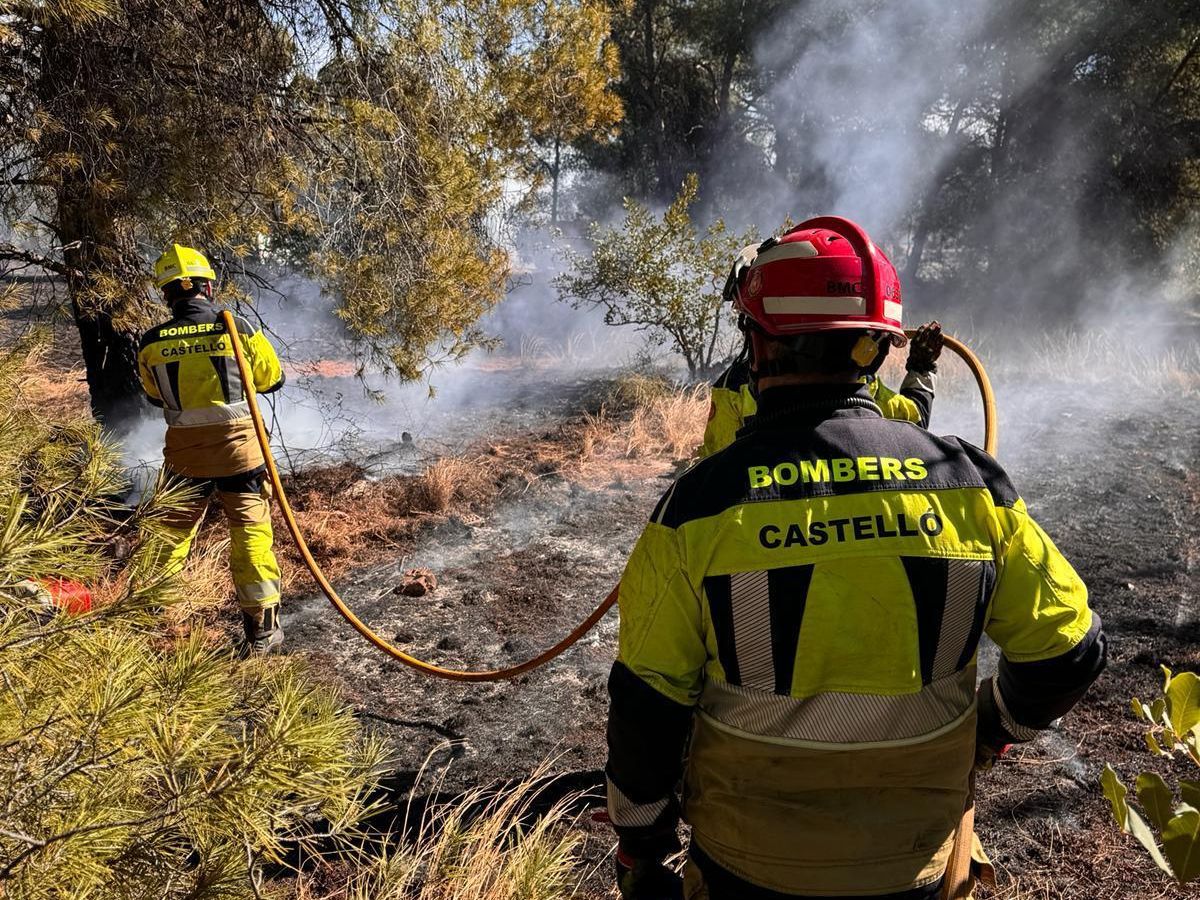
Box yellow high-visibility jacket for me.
[606,384,1105,897]
[138,300,284,478]
[700,359,936,458]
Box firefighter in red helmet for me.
[604,217,1106,899]
[700,239,944,458]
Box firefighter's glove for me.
[906,321,943,374]
[616,851,683,900]
[974,678,1014,771]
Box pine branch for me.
[0,242,72,278]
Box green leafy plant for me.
[555,173,751,376]
[1101,666,1200,885]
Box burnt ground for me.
[287,376,1199,900]
[966,384,1199,900]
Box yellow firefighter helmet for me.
[153,244,216,289]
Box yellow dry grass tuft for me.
[628,384,708,459]
[576,409,608,465]
[411,456,493,514]
[161,533,237,645]
[578,383,708,464]
[8,342,91,420]
[294,760,595,900]
[604,371,675,410]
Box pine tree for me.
[0,0,623,424]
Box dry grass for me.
[137,452,504,640]
[601,371,675,410]
[290,762,596,900]
[984,878,1061,899]
[926,327,1200,397]
[269,455,502,591]
[7,342,91,420]
[161,534,236,644]
[249,379,704,604]
[626,385,708,459]
[2,345,705,641]
[101,450,517,637]
[410,456,494,515]
[577,378,707,466]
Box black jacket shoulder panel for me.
[229,312,258,336]
[713,359,751,391]
[141,304,232,348]
[954,439,1019,508]
[649,451,724,526]
[658,415,1016,529]
[139,325,164,349]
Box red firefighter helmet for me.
[729,216,906,344]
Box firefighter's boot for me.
[241,606,284,656]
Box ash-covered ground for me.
[287,366,1199,899]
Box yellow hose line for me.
[223,311,996,679]
[223,310,617,681]
[908,331,998,456]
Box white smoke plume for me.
[690,0,1199,340]
[119,236,654,481]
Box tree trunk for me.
[642,0,674,196]
[704,302,723,372]
[905,97,967,283]
[716,0,747,124]
[41,20,149,430]
[58,203,149,430]
[69,297,144,428]
[550,137,561,227]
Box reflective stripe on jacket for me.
[138,300,284,477]
[606,384,1104,896]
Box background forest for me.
[2,0,1198,424]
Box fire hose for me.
[222,311,996,682]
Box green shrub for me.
[1101,666,1200,885]
[556,174,751,377]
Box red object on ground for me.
[38,578,93,615]
[732,216,906,340]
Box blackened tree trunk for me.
[53,158,149,431]
[68,296,145,429]
[58,209,149,430]
[550,137,562,227]
[40,22,149,430]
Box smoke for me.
[119,1,1200,479]
[691,0,1200,345]
[746,0,999,233]
[119,238,656,481]
[662,0,1200,460]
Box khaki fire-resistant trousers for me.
[154,467,282,612]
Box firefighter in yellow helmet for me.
[701,249,945,458]
[604,219,1106,899]
[138,244,287,654]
